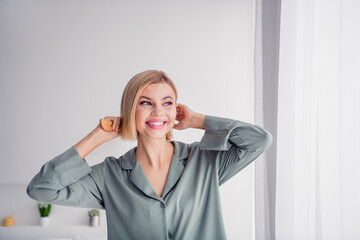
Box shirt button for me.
[160,202,166,208]
[168,232,174,239]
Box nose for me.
[151,104,163,116]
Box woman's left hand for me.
[173,104,205,130]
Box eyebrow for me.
[139,96,174,101]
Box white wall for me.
[0,0,255,239]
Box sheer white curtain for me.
[276,0,360,239]
[254,0,280,239]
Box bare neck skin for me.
[136,135,174,169]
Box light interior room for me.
[1,0,359,239]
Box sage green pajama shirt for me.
[27,115,272,240]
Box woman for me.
[27,70,273,240]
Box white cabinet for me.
[0,226,106,240]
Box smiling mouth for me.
[146,121,168,129]
[146,121,166,126]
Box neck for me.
[136,136,173,169]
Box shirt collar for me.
[121,141,189,170]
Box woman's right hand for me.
[101,116,121,132]
[75,116,121,159]
[95,116,121,143]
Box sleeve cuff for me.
[199,115,239,151]
[49,145,93,187]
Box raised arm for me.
[200,115,273,185]
[173,104,272,185]
[27,117,121,208]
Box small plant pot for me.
[39,216,50,226]
[89,216,100,227]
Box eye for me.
[140,101,151,105]
[164,101,173,106]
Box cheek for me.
[167,108,177,123]
[135,106,149,119]
[135,108,145,126]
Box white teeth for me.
[148,122,165,126]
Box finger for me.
[176,107,183,119]
[116,117,121,132]
[176,104,182,112]
[176,115,182,122]
[115,119,120,132]
[112,120,116,131]
[177,111,185,121]
[114,121,118,132]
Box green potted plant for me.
[38,202,52,226]
[88,209,100,227]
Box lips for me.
[145,119,168,129]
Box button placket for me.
[159,200,167,239]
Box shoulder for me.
[103,147,138,171]
[171,140,218,174]
[172,140,202,158]
[171,140,213,160]
[88,147,133,172]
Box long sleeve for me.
[199,115,273,185]
[27,145,105,209]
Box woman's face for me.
[135,82,177,140]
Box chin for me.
[141,130,171,140]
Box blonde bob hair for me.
[119,70,178,141]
